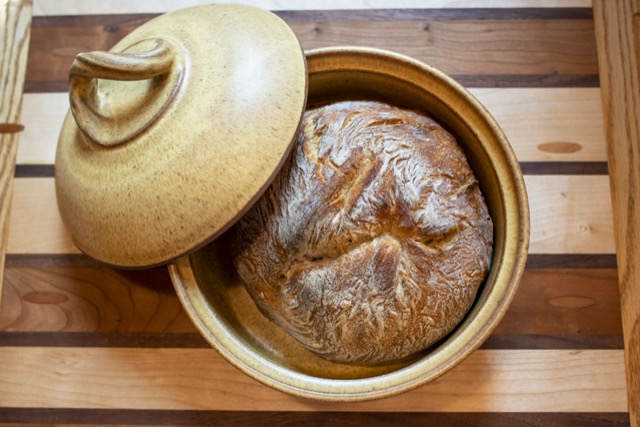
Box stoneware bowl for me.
[169,46,530,401]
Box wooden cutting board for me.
[0,1,635,425]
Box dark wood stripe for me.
[4,254,105,268]
[31,13,157,28]
[23,73,601,93]
[0,331,209,348]
[526,254,617,269]
[5,253,621,271]
[0,409,628,426]
[499,268,621,336]
[12,162,610,178]
[276,8,595,22]
[14,164,55,178]
[25,13,598,90]
[481,334,623,350]
[23,80,67,92]
[31,9,594,27]
[0,331,622,350]
[519,161,609,175]
[453,73,600,88]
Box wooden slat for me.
[5,176,616,255]
[525,175,615,254]
[7,178,79,254]
[24,12,598,88]
[16,88,607,166]
[473,88,606,162]
[494,268,621,336]
[0,347,627,412]
[0,0,32,306]
[0,410,631,427]
[31,0,593,16]
[0,330,623,351]
[10,162,613,178]
[593,1,640,424]
[16,93,64,165]
[0,266,193,333]
[526,253,616,268]
[0,266,621,343]
[519,162,608,175]
[294,19,597,75]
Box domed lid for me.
[55,4,307,268]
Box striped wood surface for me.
[0,1,630,426]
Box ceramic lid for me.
[55,4,307,268]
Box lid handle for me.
[69,37,185,147]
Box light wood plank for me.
[31,0,592,16]
[0,347,626,411]
[526,175,615,254]
[0,0,32,306]
[593,0,640,424]
[474,88,606,162]
[6,176,615,255]
[16,89,607,165]
[7,178,79,254]
[16,93,65,165]
[8,175,615,254]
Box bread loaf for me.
[230,100,493,364]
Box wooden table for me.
[0,0,634,425]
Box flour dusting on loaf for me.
[230,101,493,364]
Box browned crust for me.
[231,101,493,364]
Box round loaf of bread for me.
[230,100,493,364]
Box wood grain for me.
[525,175,615,254]
[16,89,607,166]
[519,162,608,175]
[473,88,606,162]
[495,268,621,336]
[526,253,617,268]
[0,266,192,333]
[593,0,640,424]
[0,0,32,306]
[0,331,623,351]
[31,73,600,93]
[5,176,615,256]
[7,178,79,254]
[0,410,630,427]
[24,12,597,88]
[0,266,621,342]
[0,347,627,412]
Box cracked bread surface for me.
[230,100,493,364]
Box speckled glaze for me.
[55,4,307,268]
[170,47,530,401]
